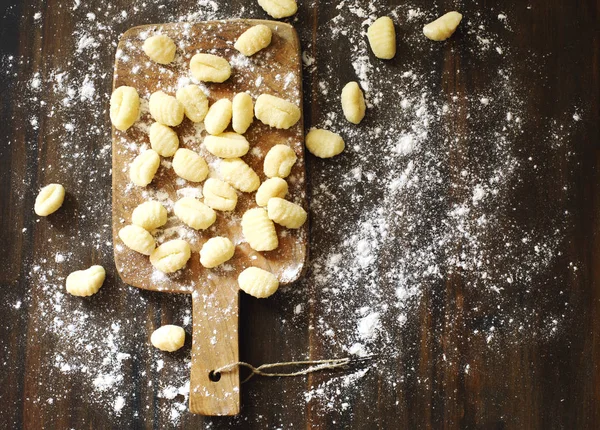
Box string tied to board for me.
[211,355,376,384]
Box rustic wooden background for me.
[1,0,600,428]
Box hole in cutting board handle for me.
[208,370,221,382]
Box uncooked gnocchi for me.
[255,94,301,129]
[176,84,209,123]
[238,267,279,298]
[173,197,216,230]
[264,144,297,178]
[172,148,209,183]
[232,92,254,134]
[149,122,179,157]
[202,178,238,211]
[234,24,272,56]
[66,265,106,297]
[204,99,233,135]
[200,237,235,268]
[131,201,168,231]
[220,158,260,192]
[305,128,345,158]
[241,208,278,251]
[267,197,307,229]
[367,17,396,59]
[204,132,249,158]
[142,34,176,64]
[110,86,140,131]
[257,0,297,19]
[150,239,191,273]
[255,177,288,207]
[423,11,463,41]
[34,183,65,216]
[341,81,366,124]
[130,149,160,187]
[118,224,156,255]
[149,91,184,127]
[190,53,231,83]
[151,325,185,352]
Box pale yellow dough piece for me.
[255,94,301,129]
[255,177,288,207]
[130,149,160,187]
[190,53,231,83]
[241,208,278,251]
[118,224,156,255]
[423,11,463,41]
[263,144,297,178]
[232,93,254,134]
[257,0,297,19]
[142,34,176,64]
[367,16,396,59]
[234,24,273,56]
[173,197,216,230]
[131,201,168,231]
[238,267,279,298]
[204,99,233,135]
[172,148,209,183]
[305,128,345,158]
[176,84,209,123]
[341,81,366,124]
[110,86,140,131]
[150,239,191,273]
[149,91,184,127]
[66,265,106,297]
[34,183,65,216]
[204,132,249,158]
[220,158,260,192]
[267,197,307,229]
[200,237,235,268]
[151,325,186,352]
[202,178,238,211]
[149,122,179,157]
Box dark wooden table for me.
[1,0,599,428]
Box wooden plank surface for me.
[1,0,600,429]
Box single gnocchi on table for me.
[150,239,191,273]
[35,183,65,216]
[263,144,297,178]
[255,94,301,129]
[173,197,216,230]
[110,86,140,131]
[190,53,231,83]
[204,99,233,135]
[149,122,179,157]
[305,128,345,158]
[423,11,463,41]
[341,81,366,124]
[255,177,288,207]
[204,132,249,159]
[241,208,278,251]
[172,148,209,183]
[151,325,186,352]
[200,236,235,268]
[257,0,297,19]
[143,34,177,64]
[267,197,307,229]
[220,158,260,193]
[130,149,160,187]
[66,265,106,297]
[367,16,396,60]
[118,224,156,255]
[238,267,279,298]
[176,84,209,123]
[149,91,185,127]
[202,178,238,211]
[131,201,168,231]
[232,92,254,134]
[234,24,272,56]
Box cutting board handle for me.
[189,276,240,415]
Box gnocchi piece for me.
[110,86,140,131]
[172,148,209,183]
[254,94,301,129]
[142,34,176,64]
[150,239,191,273]
[204,99,233,135]
[423,11,463,41]
[257,0,297,19]
[130,149,160,187]
[305,128,345,158]
[176,84,209,123]
[131,201,168,231]
[173,197,216,230]
[149,91,184,127]
[118,224,156,255]
[34,183,65,216]
[220,158,260,192]
[234,24,273,56]
[190,53,231,83]
[341,81,366,124]
[200,237,235,268]
[264,144,297,178]
[255,177,288,207]
[238,267,279,298]
[267,197,307,229]
[151,325,186,352]
[204,132,249,158]
[202,178,238,211]
[149,122,179,157]
[241,208,278,251]
[367,17,396,59]
[232,93,254,134]
[66,265,106,297]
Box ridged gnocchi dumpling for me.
[34,183,65,216]
[131,201,168,231]
[149,91,184,127]
[257,0,297,19]
[204,99,233,135]
[142,34,176,64]
[423,11,463,41]
[204,132,249,158]
[118,224,156,255]
[151,325,185,352]
[232,92,254,134]
[367,17,396,59]
[190,53,231,83]
[149,122,179,157]
[238,267,279,298]
[267,197,307,229]
[255,177,288,207]
[176,84,209,123]
[263,144,297,178]
[150,239,191,273]
[341,81,366,124]
[200,237,235,268]
[66,265,106,297]
[110,86,140,131]
[305,128,345,158]
[202,178,238,211]
[234,25,272,56]
[130,149,160,187]
[173,197,216,230]
[255,94,301,129]
[220,158,260,192]
[172,148,209,183]
[241,208,278,251]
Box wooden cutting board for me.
[111,19,307,416]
